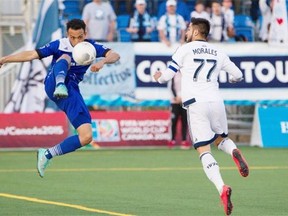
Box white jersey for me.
[158,40,242,107]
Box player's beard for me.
[185,28,195,43]
[185,34,193,43]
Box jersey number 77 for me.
[193,58,217,82]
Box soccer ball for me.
[72,41,96,66]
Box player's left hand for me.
[229,76,243,83]
[229,78,243,83]
[90,61,104,72]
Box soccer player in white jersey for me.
[154,18,249,215]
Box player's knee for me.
[214,136,225,147]
[58,54,71,64]
[79,132,93,146]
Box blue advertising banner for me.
[226,56,288,88]
[135,55,170,87]
[258,106,288,147]
[135,54,288,88]
[77,42,288,103]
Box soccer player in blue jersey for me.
[0,19,120,178]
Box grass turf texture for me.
[0,147,288,216]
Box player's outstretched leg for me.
[217,138,249,177]
[37,148,50,178]
[232,149,249,177]
[220,185,233,216]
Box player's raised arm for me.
[154,59,179,83]
[102,50,120,64]
[0,50,39,68]
[90,50,120,72]
[222,55,243,83]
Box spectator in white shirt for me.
[259,0,274,42]
[222,0,234,29]
[209,0,229,42]
[82,0,117,42]
[191,0,210,20]
[157,0,187,47]
[126,0,154,42]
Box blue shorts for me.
[44,70,91,129]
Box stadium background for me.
[1,1,288,216]
[0,0,288,149]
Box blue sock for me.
[44,135,82,159]
[53,59,69,86]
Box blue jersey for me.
[36,38,110,84]
[38,39,111,128]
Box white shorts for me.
[186,101,228,148]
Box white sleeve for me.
[158,69,176,83]
[179,16,187,30]
[128,17,136,28]
[108,3,117,21]
[222,55,243,81]
[158,46,183,83]
[157,16,166,30]
[259,0,270,13]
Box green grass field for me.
[1,147,288,216]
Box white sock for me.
[200,152,224,194]
[55,71,66,86]
[218,138,237,155]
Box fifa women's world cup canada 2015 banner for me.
[85,110,171,148]
[0,111,171,149]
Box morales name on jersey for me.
[192,47,217,56]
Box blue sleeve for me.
[36,40,60,59]
[95,45,110,58]
[86,40,111,58]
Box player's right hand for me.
[153,71,162,81]
[90,61,104,72]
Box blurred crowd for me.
[61,0,282,45]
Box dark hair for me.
[190,17,210,38]
[195,0,205,5]
[66,19,86,31]
[211,0,221,4]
